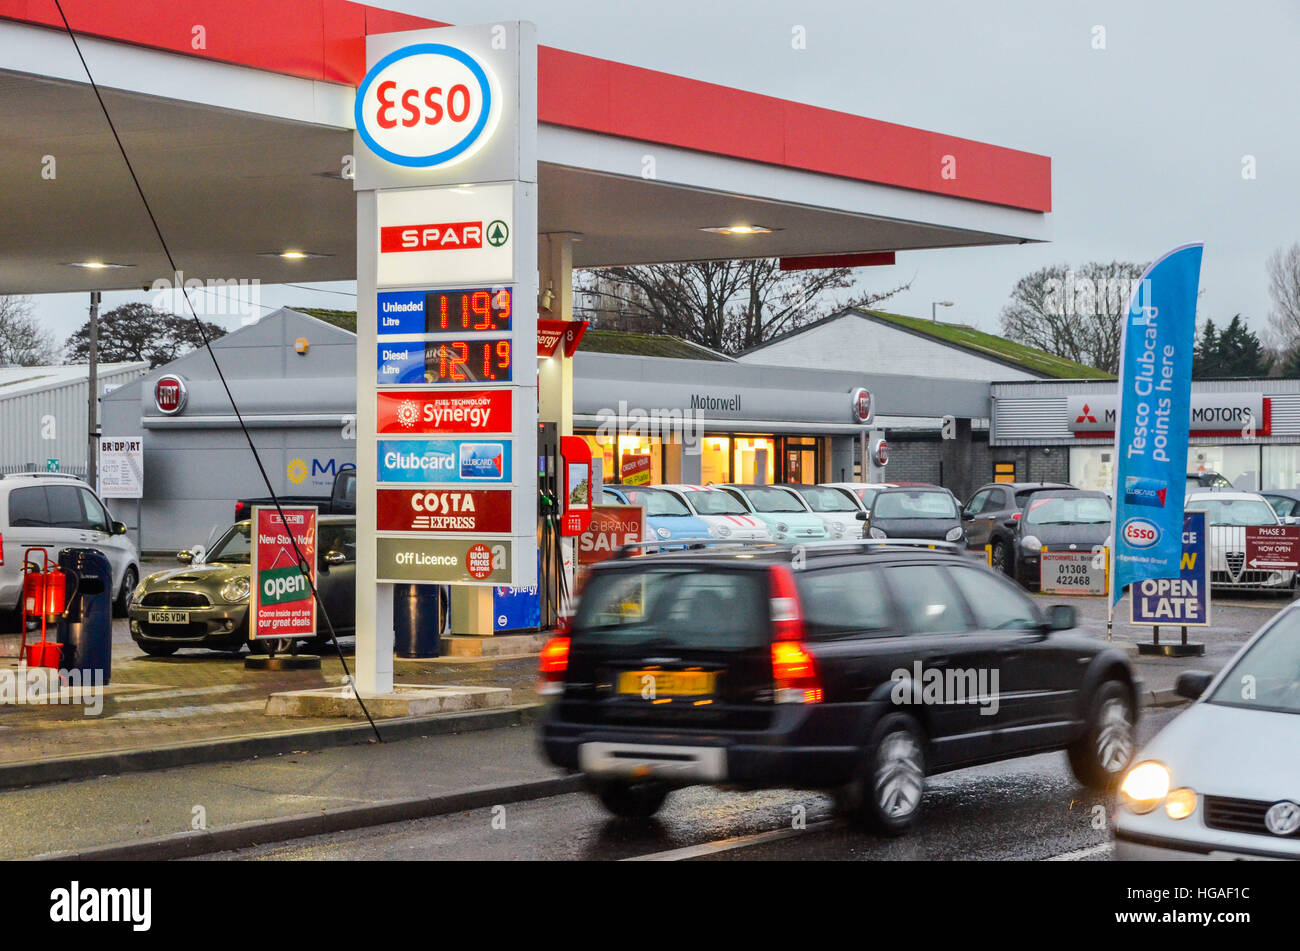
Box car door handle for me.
[926,655,951,668]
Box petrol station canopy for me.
[0,0,1050,295]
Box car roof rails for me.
[792,538,966,555]
[613,538,783,559]
[0,471,84,481]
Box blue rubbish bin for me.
[55,548,114,684]
[393,583,450,658]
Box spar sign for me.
[1131,512,1210,627]
[250,506,318,641]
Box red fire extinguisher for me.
[20,548,71,669]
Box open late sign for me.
[426,288,511,333]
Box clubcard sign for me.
[251,506,317,641]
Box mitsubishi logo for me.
[1076,403,1097,424]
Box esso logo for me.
[355,43,498,168]
[154,374,188,415]
[1122,517,1161,549]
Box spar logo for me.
[1122,517,1161,549]
[355,43,499,169]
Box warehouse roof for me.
[0,362,150,398]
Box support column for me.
[939,417,975,501]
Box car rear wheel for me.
[839,713,926,835]
[1067,680,1136,791]
[114,566,138,618]
[592,780,669,820]
[990,539,1011,576]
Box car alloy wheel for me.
[991,540,1009,574]
[874,731,925,820]
[1094,696,1134,773]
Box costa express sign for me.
[377,488,511,534]
[377,390,511,434]
[355,43,499,169]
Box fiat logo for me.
[1265,800,1300,836]
[154,374,188,415]
[355,43,498,169]
[1121,517,1160,549]
[851,387,873,424]
[872,438,889,467]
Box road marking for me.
[624,820,833,861]
[111,684,246,704]
[108,700,266,719]
[1045,841,1112,861]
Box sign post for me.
[99,436,145,550]
[353,23,538,695]
[248,506,319,669]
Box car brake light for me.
[1012,512,1021,521]
[768,565,821,703]
[537,630,571,696]
[0,532,4,567]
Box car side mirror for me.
[855,511,867,521]
[1175,670,1214,701]
[112,521,128,536]
[176,550,193,565]
[960,508,973,520]
[325,550,346,566]
[1044,604,1076,631]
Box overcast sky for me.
[29,0,1300,351]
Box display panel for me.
[377,339,513,384]
[425,288,512,333]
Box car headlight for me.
[831,523,846,538]
[220,576,251,603]
[775,522,789,535]
[1119,761,1171,814]
[945,526,963,542]
[132,580,149,604]
[1021,534,1043,552]
[1165,787,1198,820]
[869,526,887,539]
[656,526,671,539]
[712,523,732,538]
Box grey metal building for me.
[0,361,148,476]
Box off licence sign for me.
[376,536,511,585]
[1245,525,1300,570]
[251,506,317,640]
[1039,551,1107,596]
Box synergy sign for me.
[250,506,317,641]
[377,390,511,434]
[354,43,500,169]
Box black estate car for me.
[961,482,1073,575]
[538,540,1138,833]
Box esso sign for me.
[154,374,188,415]
[355,43,498,168]
[1122,517,1161,549]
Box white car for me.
[819,482,894,518]
[1185,489,1296,593]
[655,484,772,541]
[0,472,141,624]
[778,484,864,539]
[1114,604,1300,860]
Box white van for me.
[0,473,141,627]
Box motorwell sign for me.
[377,390,510,434]
[251,506,317,641]
[377,488,512,533]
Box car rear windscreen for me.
[574,567,767,648]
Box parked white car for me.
[777,483,864,539]
[818,482,895,518]
[655,484,772,541]
[0,472,141,626]
[1114,603,1300,860]
[1185,489,1296,594]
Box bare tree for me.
[1267,243,1300,349]
[575,259,911,354]
[1000,260,1149,374]
[0,295,57,367]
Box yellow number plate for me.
[617,670,716,697]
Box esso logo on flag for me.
[355,43,498,168]
[1122,517,1161,549]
